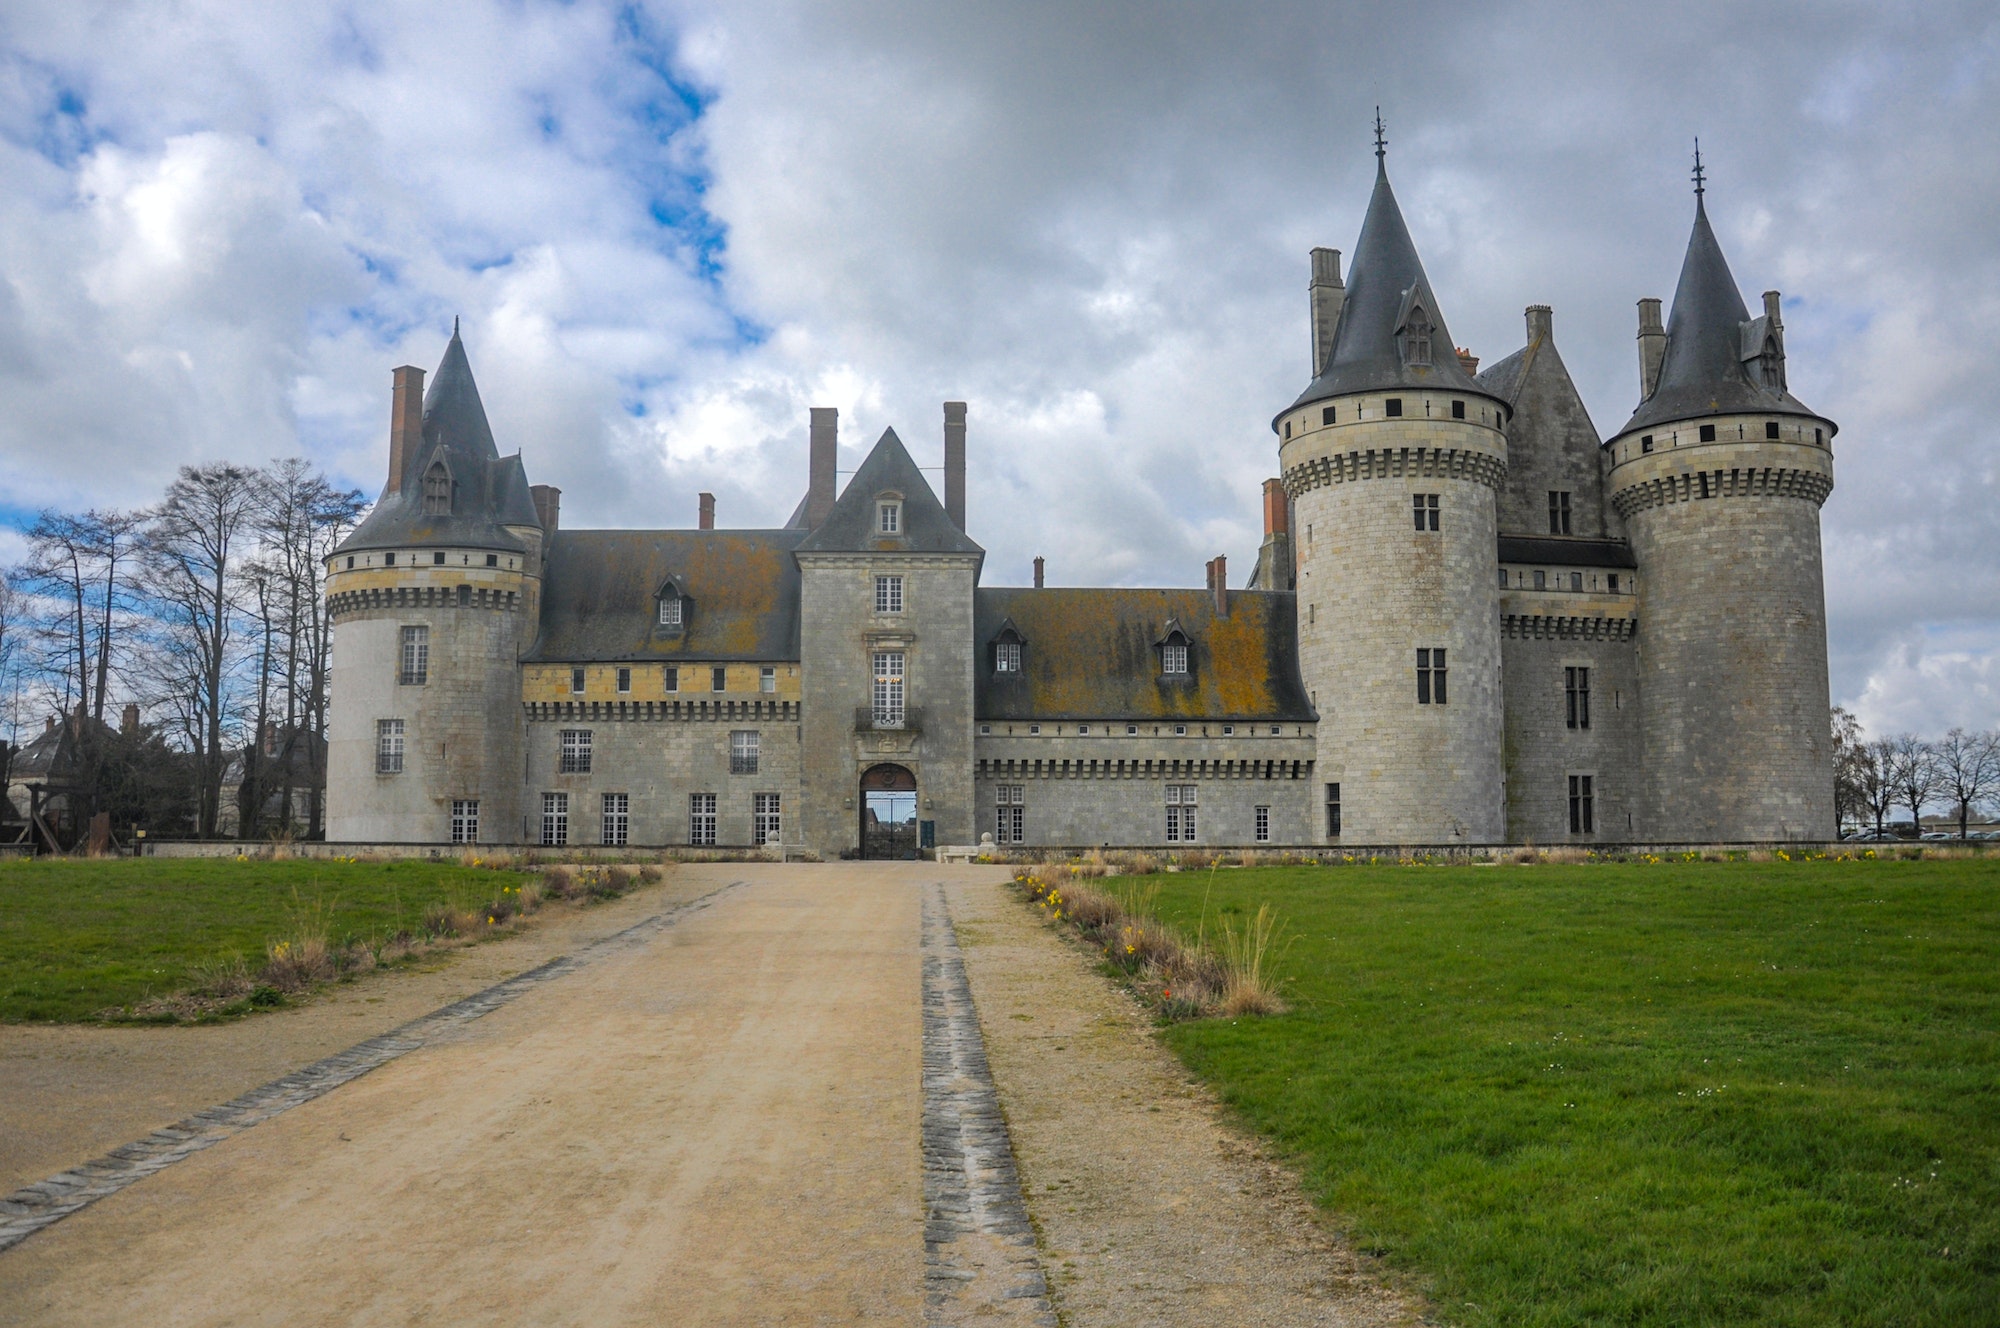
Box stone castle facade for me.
[325,149,1838,853]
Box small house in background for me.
[218,721,328,839]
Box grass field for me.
[1126,860,1999,1327]
[0,857,526,1021]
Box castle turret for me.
[1605,169,1836,841]
[1276,137,1510,844]
[325,327,544,843]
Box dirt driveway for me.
[0,864,1412,1327]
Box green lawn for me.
[0,857,521,1021]
[1129,860,1999,1327]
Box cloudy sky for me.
[0,1,1995,737]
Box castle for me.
[325,145,1837,853]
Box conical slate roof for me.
[337,329,540,554]
[793,427,984,558]
[1282,158,1491,420]
[1620,196,1825,435]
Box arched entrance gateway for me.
[859,763,918,860]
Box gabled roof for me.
[337,329,538,555]
[974,588,1315,722]
[525,529,806,663]
[793,428,983,558]
[1620,196,1825,436]
[1282,158,1494,419]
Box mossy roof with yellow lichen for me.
[974,588,1314,721]
[525,529,805,662]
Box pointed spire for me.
[1620,168,1821,435]
[1374,107,1386,163]
[422,324,498,460]
[1691,138,1705,199]
[1283,134,1487,414]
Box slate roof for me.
[338,330,542,555]
[525,529,806,663]
[1620,196,1827,436]
[974,588,1315,722]
[795,428,983,558]
[1498,536,1636,569]
[1282,158,1498,419]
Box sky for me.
[0,0,1995,739]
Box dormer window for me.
[657,583,685,628]
[1162,634,1190,676]
[877,495,903,534]
[991,623,1025,675]
[1400,307,1433,367]
[422,462,452,515]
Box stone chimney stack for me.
[530,484,561,533]
[1033,556,1045,589]
[1526,304,1553,346]
[942,401,967,531]
[1309,247,1345,376]
[1262,478,1290,537]
[387,366,425,496]
[806,407,838,529]
[1207,555,1229,616]
[121,703,139,737]
[1763,289,1783,327]
[698,492,715,530]
[44,716,55,734]
[1637,297,1667,400]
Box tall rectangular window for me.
[1417,648,1448,705]
[664,666,679,692]
[601,792,629,846]
[1162,642,1189,675]
[559,729,593,774]
[1568,775,1595,834]
[712,666,727,692]
[878,502,900,533]
[541,791,569,846]
[760,666,776,693]
[995,784,1024,843]
[873,651,905,727]
[1165,784,1198,842]
[1325,782,1341,837]
[570,667,585,693]
[730,730,760,774]
[1412,493,1439,531]
[875,575,903,613]
[659,597,682,627]
[689,792,717,846]
[1254,805,1271,843]
[450,799,478,844]
[1565,667,1591,730]
[995,641,1022,673]
[375,719,404,773]
[399,626,429,685]
[616,667,631,693]
[1548,490,1572,535]
[754,792,782,846]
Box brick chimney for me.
[698,492,715,530]
[942,401,967,530]
[1455,347,1480,376]
[1262,478,1289,536]
[1033,556,1045,589]
[121,703,139,737]
[1207,555,1229,616]
[806,407,838,529]
[387,366,425,496]
[44,716,55,734]
[1637,297,1666,399]
[1309,247,1345,376]
[530,485,561,533]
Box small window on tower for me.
[1608,574,1620,593]
[423,462,451,515]
[1412,493,1440,531]
[1285,421,1293,439]
[1766,421,1781,439]
[433,551,445,565]
[1641,435,1654,454]
[1385,398,1404,417]
[1451,399,1466,420]
[1322,405,1336,426]
[1699,424,1717,442]
[485,553,498,567]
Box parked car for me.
[1920,831,1953,841]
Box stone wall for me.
[1501,632,1643,841]
[1281,391,1509,843]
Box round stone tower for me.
[1606,182,1836,842]
[1278,147,1511,844]
[325,329,546,844]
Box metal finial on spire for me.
[453,315,461,336]
[1691,138,1705,198]
[1374,107,1387,161]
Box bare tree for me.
[81,509,147,726]
[1885,733,1941,837]
[1860,738,1898,836]
[17,510,94,714]
[1933,727,2000,839]
[142,465,265,837]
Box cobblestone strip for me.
[0,882,743,1256]
[922,881,1056,1326]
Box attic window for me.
[1401,308,1433,367]
[658,590,684,628]
[1161,632,1190,676]
[992,626,1024,675]
[423,463,451,515]
[878,500,902,534]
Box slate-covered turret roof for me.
[974,588,1315,722]
[794,428,983,559]
[1620,195,1827,436]
[1281,156,1492,420]
[338,328,542,555]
